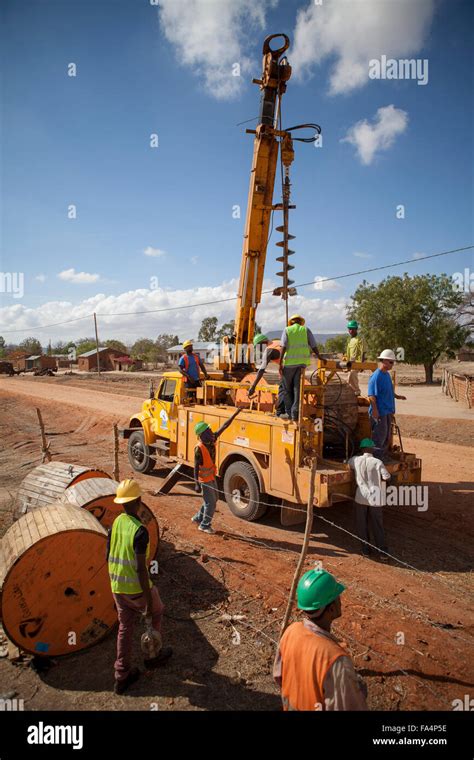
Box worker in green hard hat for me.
[191,408,243,533]
[345,320,365,395]
[247,333,285,416]
[274,568,368,711]
[348,437,391,559]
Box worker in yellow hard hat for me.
[279,315,323,421]
[107,479,172,694]
[178,339,209,391]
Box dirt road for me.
[0,380,473,712]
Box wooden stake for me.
[36,407,52,463]
[93,312,101,377]
[113,423,120,482]
[279,457,317,638]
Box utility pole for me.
[93,312,101,377]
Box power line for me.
[2,244,472,334]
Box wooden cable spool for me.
[59,478,159,559]
[14,461,111,521]
[0,504,115,656]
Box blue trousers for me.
[193,480,217,528]
[281,366,304,420]
[370,413,391,460]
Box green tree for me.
[155,334,179,361]
[348,274,469,383]
[104,339,128,354]
[19,337,42,355]
[131,338,160,362]
[325,335,347,355]
[216,321,235,340]
[0,336,5,358]
[76,338,97,355]
[198,316,218,342]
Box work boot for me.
[199,524,215,534]
[279,413,290,420]
[114,667,141,695]
[144,646,173,670]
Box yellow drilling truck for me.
[122,34,422,525]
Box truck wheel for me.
[223,461,266,521]
[128,430,155,474]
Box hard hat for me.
[182,339,193,349]
[347,320,359,329]
[114,478,142,504]
[253,333,269,347]
[288,314,305,325]
[194,421,210,436]
[377,349,396,361]
[296,569,345,612]
[360,438,375,448]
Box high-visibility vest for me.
[346,336,364,362]
[279,621,346,711]
[181,353,200,372]
[283,324,311,367]
[197,442,217,483]
[108,513,152,595]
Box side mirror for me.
[149,381,155,399]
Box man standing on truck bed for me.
[178,339,209,390]
[345,320,365,395]
[247,333,285,416]
[368,349,406,460]
[274,569,368,710]
[192,407,243,534]
[279,314,322,422]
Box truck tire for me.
[128,430,155,474]
[223,461,267,521]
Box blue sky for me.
[1,0,473,344]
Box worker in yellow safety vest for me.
[107,479,172,694]
[279,315,322,421]
[192,408,243,533]
[345,320,365,395]
[274,569,368,711]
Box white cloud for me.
[144,246,166,258]
[313,276,342,291]
[342,105,408,165]
[35,274,46,282]
[190,256,198,265]
[0,279,348,342]
[58,268,100,284]
[291,0,435,95]
[353,252,372,259]
[157,0,277,99]
[412,252,425,259]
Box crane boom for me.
[232,34,294,368]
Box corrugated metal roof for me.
[27,355,41,360]
[78,347,108,358]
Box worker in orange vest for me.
[274,569,368,710]
[192,408,243,534]
[178,339,209,390]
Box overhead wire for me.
[2,247,472,333]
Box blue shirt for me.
[367,368,395,416]
[178,352,200,381]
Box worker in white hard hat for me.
[107,479,172,694]
[367,350,406,461]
